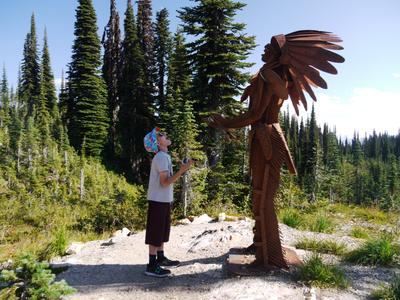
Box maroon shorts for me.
[145,201,171,247]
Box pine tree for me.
[179,0,255,154]
[0,66,11,128]
[154,8,172,111]
[58,70,68,124]
[137,0,157,116]
[118,0,152,182]
[304,104,318,200]
[351,132,364,204]
[102,0,121,158]
[36,67,51,147]
[166,28,191,99]
[40,29,58,119]
[20,14,41,119]
[67,0,109,157]
[162,28,191,128]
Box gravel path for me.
[52,219,395,300]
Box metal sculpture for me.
[208,30,344,268]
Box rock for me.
[303,287,318,300]
[121,227,131,236]
[192,214,213,224]
[112,230,122,237]
[65,242,84,255]
[177,218,191,225]
[0,259,13,271]
[112,227,132,237]
[218,213,226,222]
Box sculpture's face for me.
[262,43,275,63]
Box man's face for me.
[157,132,171,147]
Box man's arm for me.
[159,161,193,187]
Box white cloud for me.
[393,73,400,79]
[285,88,400,139]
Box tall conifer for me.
[154,8,172,111]
[102,0,121,158]
[20,14,40,118]
[118,0,151,182]
[179,0,255,154]
[67,0,109,157]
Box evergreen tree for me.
[351,132,364,204]
[67,0,109,157]
[166,28,191,99]
[40,29,58,119]
[162,28,191,128]
[0,66,10,128]
[58,70,68,123]
[304,104,318,200]
[298,118,307,185]
[118,0,151,183]
[178,0,256,155]
[102,0,121,158]
[20,14,41,118]
[137,0,157,116]
[36,67,51,147]
[154,8,172,111]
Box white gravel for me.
[51,219,396,300]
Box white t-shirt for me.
[147,151,174,203]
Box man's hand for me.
[159,159,194,187]
[179,159,194,173]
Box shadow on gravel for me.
[55,254,233,292]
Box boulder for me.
[121,227,131,236]
[191,214,213,224]
[218,213,226,222]
[177,218,191,225]
[65,242,84,255]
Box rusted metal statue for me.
[208,30,344,268]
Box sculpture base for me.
[227,246,302,276]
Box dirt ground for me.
[52,219,394,300]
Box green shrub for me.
[39,227,68,260]
[349,227,370,239]
[297,252,349,288]
[371,273,400,299]
[0,252,76,299]
[309,215,334,233]
[346,235,399,266]
[295,238,347,256]
[280,209,301,228]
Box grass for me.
[371,273,400,299]
[346,234,400,266]
[280,209,301,228]
[297,252,349,288]
[39,227,68,260]
[295,238,347,256]
[349,227,370,239]
[308,215,334,233]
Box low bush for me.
[280,209,301,228]
[309,215,334,233]
[0,252,76,299]
[297,252,349,288]
[346,234,399,266]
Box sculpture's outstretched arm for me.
[208,69,288,129]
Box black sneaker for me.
[144,263,171,278]
[158,257,180,268]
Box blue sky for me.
[1,0,399,138]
